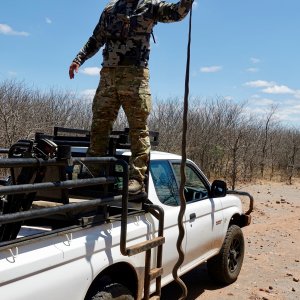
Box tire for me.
[91,283,134,300]
[207,225,245,284]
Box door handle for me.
[190,213,196,220]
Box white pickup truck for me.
[0,128,253,300]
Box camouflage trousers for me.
[88,66,152,182]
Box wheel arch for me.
[84,261,139,300]
[229,213,251,228]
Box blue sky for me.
[1,0,300,127]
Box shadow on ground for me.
[161,263,225,300]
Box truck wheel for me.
[91,282,134,300]
[207,225,245,284]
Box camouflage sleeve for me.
[154,0,193,23]
[73,12,106,66]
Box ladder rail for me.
[145,204,165,298]
[121,201,165,300]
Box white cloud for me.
[245,95,300,126]
[273,105,300,123]
[293,90,300,99]
[246,67,259,73]
[250,57,260,64]
[0,23,29,36]
[46,17,52,24]
[262,85,294,95]
[200,65,222,73]
[192,1,198,9]
[80,67,101,76]
[244,106,266,115]
[80,89,96,100]
[244,80,275,88]
[245,80,296,96]
[224,96,234,101]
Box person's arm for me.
[69,11,106,79]
[154,0,193,23]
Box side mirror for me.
[210,180,227,198]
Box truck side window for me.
[150,160,179,206]
[172,164,208,202]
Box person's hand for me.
[69,62,80,79]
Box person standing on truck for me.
[69,0,193,194]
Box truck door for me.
[171,162,224,272]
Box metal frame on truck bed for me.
[0,127,164,300]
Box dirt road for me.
[161,181,300,300]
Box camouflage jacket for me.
[73,0,193,68]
